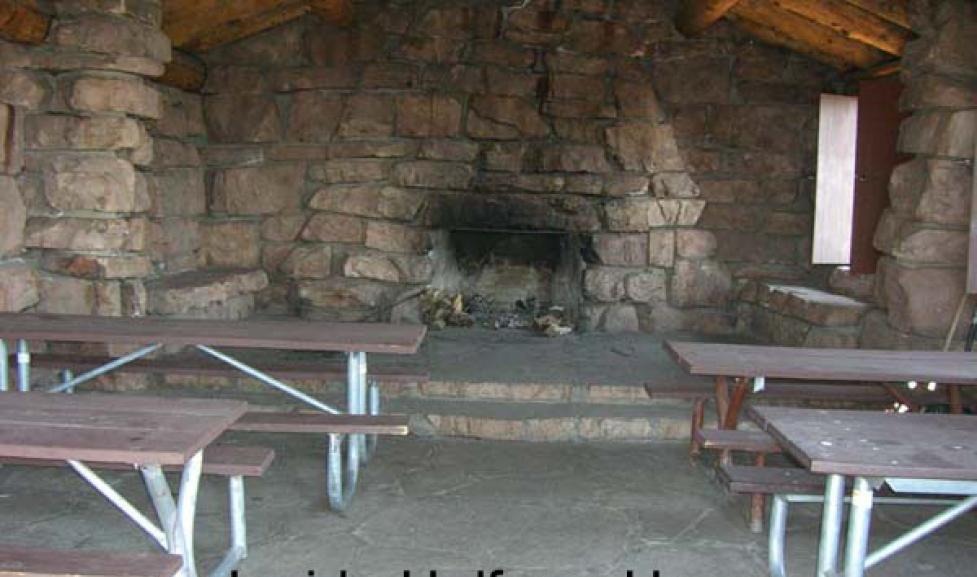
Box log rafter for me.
[0,0,50,44]
[676,0,743,37]
[768,0,912,56]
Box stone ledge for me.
[742,281,870,327]
[145,268,268,318]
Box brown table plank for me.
[0,545,182,577]
[750,406,977,480]
[230,412,410,435]
[665,340,977,385]
[0,393,246,466]
[0,313,426,354]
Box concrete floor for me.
[2,435,976,577]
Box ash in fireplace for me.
[419,289,573,336]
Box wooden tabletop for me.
[665,340,977,385]
[0,313,427,354]
[750,406,977,480]
[0,393,247,466]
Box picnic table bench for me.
[662,340,977,532]
[0,392,248,577]
[751,406,977,577]
[0,312,426,511]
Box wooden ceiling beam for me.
[0,0,50,44]
[676,0,743,36]
[731,0,890,69]
[177,1,311,52]
[842,0,911,30]
[309,0,353,27]
[728,14,853,70]
[769,0,911,56]
[157,49,206,92]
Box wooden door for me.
[851,75,908,274]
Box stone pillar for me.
[865,0,977,348]
[6,1,171,318]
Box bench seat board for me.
[230,412,410,435]
[0,546,182,577]
[694,429,782,453]
[0,313,426,355]
[644,382,903,403]
[0,445,275,477]
[718,465,826,495]
[15,354,429,384]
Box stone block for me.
[280,245,333,279]
[393,161,473,190]
[68,76,161,119]
[548,73,604,102]
[592,233,648,266]
[146,168,205,217]
[670,259,732,308]
[296,278,397,310]
[338,94,395,138]
[485,68,539,97]
[308,28,384,66]
[398,36,466,63]
[202,65,268,94]
[883,262,968,338]
[872,209,909,254]
[603,174,649,196]
[301,213,366,243]
[647,229,675,267]
[625,270,667,302]
[51,14,170,61]
[310,184,424,221]
[892,226,969,265]
[614,79,666,121]
[901,74,977,110]
[0,70,49,108]
[899,109,977,160]
[0,176,26,256]
[584,267,628,302]
[157,87,205,138]
[650,199,705,227]
[467,96,549,139]
[0,262,38,312]
[601,304,641,333]
[361,63,419,89]
[42,155,142,213]
[651,172,699,198]
[211,164,305,215]
[151,139,200,168]
[916,159,972,226]
[606,121,684,172]
[604,198,653,231]
[146,218,200,271]
[566,20,642,55]
[41,253,151,279]
[35,275,116,316]
[344,252,434,284]
[0,104,18,175]
[309,159,388,183]
[205,94,282,143]
[200,221,260,267]
[653,55,731,104]
[471,41,535,67]
[275,65,358,90]
[482,143,526,172]
[514,173,565,192]
[327,140,417,159]
[365,221,430,254]
[540,145,609,173]
[565,174,603,195]
[261,214,307,242]
[545,51,608,75]
[146,269,268,316]
[395,94,462,137]
[24,217,147,251]
[676,229,717,259]
[419,140,479,162]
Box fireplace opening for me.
[427,230,585,331]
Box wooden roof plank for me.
[731,0,891,69]
[676,0,743,36]
[768,0,912,56]
[0,0,49,44]
[309,0,353,27]
[157,48,206,91]
[842,0,911,30]
[178,1,311,52]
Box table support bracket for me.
[47,344,163,394]
[194,345,340,415]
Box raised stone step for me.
[738,281,871,348]
[145,268,268,319]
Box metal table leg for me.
[817,474,846,577]
[843,477,874,577]
[768,495,789,577]
[365,377,380,460]
[16,339,29,392]
[0,339,7,392]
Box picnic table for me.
[0,312,426,509]
[0,392,247,577]
[664,341,977,431]
[751,406,977,577]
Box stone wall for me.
[864,0,977,349]
[200,0,830,332]
[0,1,170,320]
